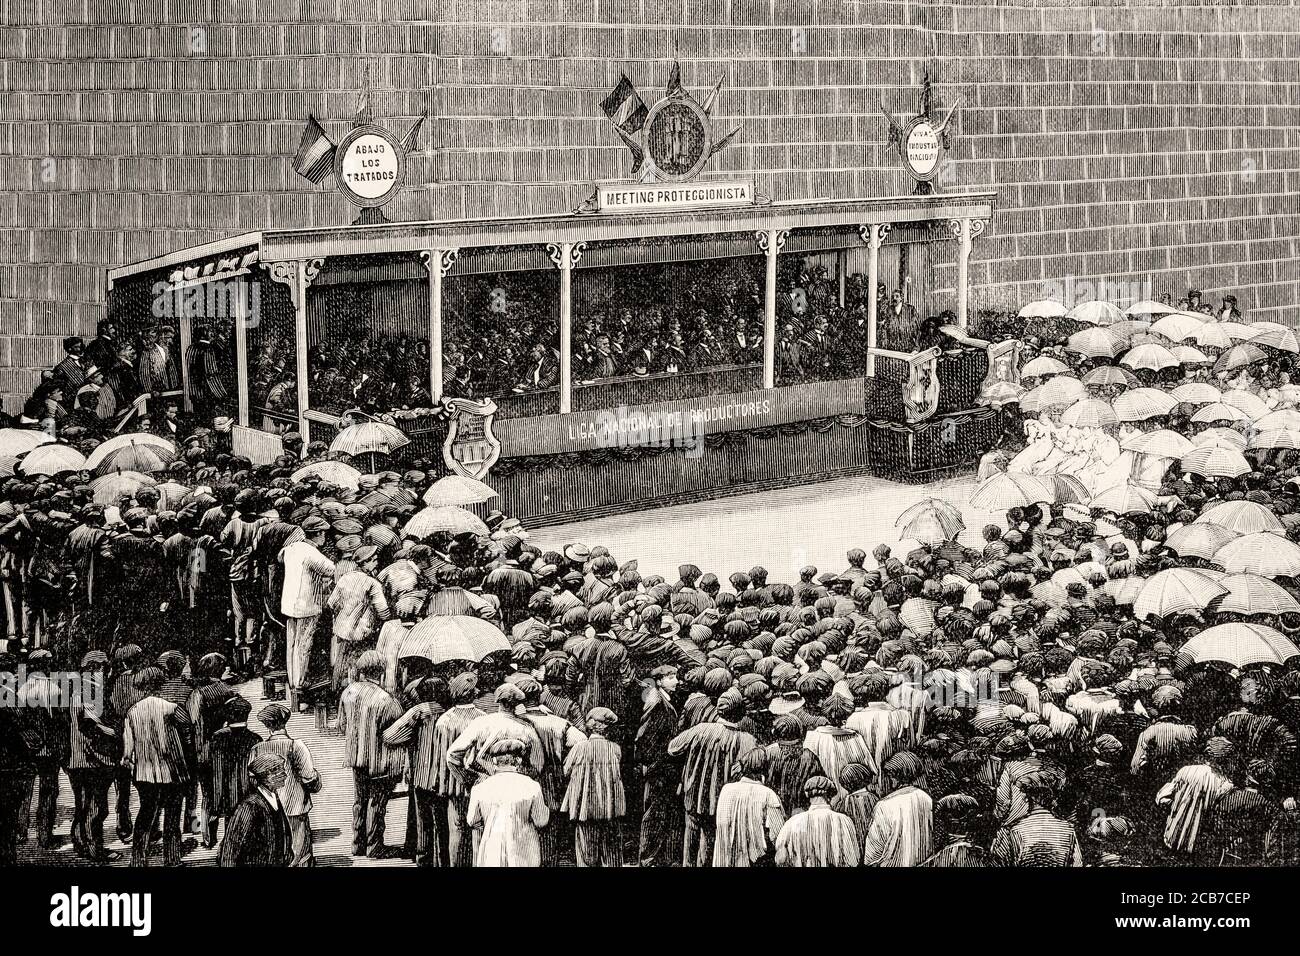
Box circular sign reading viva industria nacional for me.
[901,116,943,182]
[334,124,406,208]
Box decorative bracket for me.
[420,248,460,278]
[546,241,588,269]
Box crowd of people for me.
[4,285,1300,869]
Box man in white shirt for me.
[279,515,335,710]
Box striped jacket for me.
[338,679,404,777]
[328,569,392,644]
[122,695,192,785]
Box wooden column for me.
[262,257,325,442]
[547,241,586,413]
[420,248,459,403]
[177,314,193,413]
[755,228,787,389]
[948,218,987,330]
[836,248,847,308]
[859,223,891,376]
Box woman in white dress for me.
[1008,418,1052,474]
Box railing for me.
[864,333,992,423]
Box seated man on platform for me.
[584,334,618,381]
[516,342,560,392]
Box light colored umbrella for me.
[1103,576,1146,606]
[1248,429,1300,451]
[1120,429,1194,458]
[1214,343,1268,373]
[981,381,1026,407]
[1119,342,1180,371]
[1170,346,1211,365]
[422,474,499,507]
[1060,399,1118,428]
[17,443,86,476]
[1195,500,1285,535]
[1193,322,1234,348]
[155,480,191,511]
[83,432,175,471]
[1179,445,1251,479]
[1279,385,1300,403]
[1108,320,1152,341]
[90,470,157,505]
[1169,383,1221,404]
[0,428,55,475]
[1133,567,1229,620]
[1247,326,1300,353]
[290,460,363,490]
[1051,566,1089,589]
[1065,328,1122,359]
[1248,321,1292,335]
[329,421,412,457]
[1214,532,1300,577]
[1193,427,1248,451]
[968,472,1057,510]
[1044,474,1090,504]
[90,441,175,477]
[1032,580,1069,605]
[1149,313,1203,342]
[1124,300,1178,317]
[1068,301,1123,326]
[1221,389,1270,420]
[1091,483,1159,514]
[1032,375,1088,409]
[900,512,966,545]
[399,615,510,665]
[1018,300,1068,319]
[896,497,964,529]
[1256,409,1300,432]
[1165,523,1239,560]
[1190,402,1252,425]
[1082,366,1141,388]
[1180,623,1300,668]
[1113,388,1178,422]
[1218,322,1259,342]
[402,505,490,539]
[1021,356,1069,378]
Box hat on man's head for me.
[563,543,591,564]
[494,683,526,707]
[248,754,287,779]
[586,706,619,727]
[300,515,329,535]
[258,703,292,727]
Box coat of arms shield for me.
[442,397,501,480]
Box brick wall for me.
[1,0,1298,410]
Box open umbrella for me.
[1082,366,1140,388]
[90,470,157,505]
[1193,322,1234,349]
[83,432,175,471]
[1119,343,1180,371]
[1190,402,1252,425]
[1124,300,1178,317]
[1248,429,1300,451]
[1165,523,1239,560]
[981,381,1026,407]
[1133,567,1229,620]
[0,428,55,475]
[422,475,499,508]
[1255,409,1300,432]
[1213,532,1300,577]
[1033,375,1088,408]
[1113,388,1178,422]
[1149,313,1203,342]
[1213,573,1300,616]
[900,512,967,545]
[1103,576,1146,606]
[1169,383,1221,405]
[399,615,510,665]
[1195,500,1285,535]
[1247,326,1300,353]
[1193,427,1248,451]
[1065,328,1122,359]
[896,497,964,531]
[1068,301,1123,326]
[1220,389,1270,420]
[402,505,490,539]
[1044,474,1090,504]
[1031,580,1069,605]
[968,472,1056,510]
[1170,346,1211,366]
[1091,483,1158,514]
[1060,399,1118,428]
[90,441,175,477]
[17,443,86,476]
[1108,320,1153,340]
[290,460,363,490]
[1214,343,1268,374]
[1180,623,1300,668]
[1120,429,1194,458]
[1218,322,1259,342]
[329,421,412,472]
[1018,300,1068,319]
[1021,356,1069,378]
[1179,445,1251,479]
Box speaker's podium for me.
[863,327,1020,480]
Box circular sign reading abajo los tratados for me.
[333,124,407,208]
